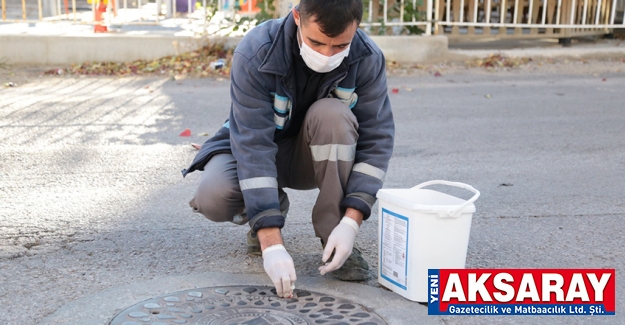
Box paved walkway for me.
[2,16,624,65]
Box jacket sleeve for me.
[229,51,285,232]
[339,50,395,220]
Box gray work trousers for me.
[189,98,359,242]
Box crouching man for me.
[183,0,394,298]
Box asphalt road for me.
[1,65,624,324]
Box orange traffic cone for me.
[94,2,108,33]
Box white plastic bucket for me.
[376,180,480,302]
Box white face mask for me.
[298,21,350,73]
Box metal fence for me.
[428,0,625,37]
[2,0,624,38]
[358,0,625,38]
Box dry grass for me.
[43,44,233,78]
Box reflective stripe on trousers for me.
[189,98,358,242]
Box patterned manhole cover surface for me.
[110,285,387,325]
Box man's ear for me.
[292,7,300,27]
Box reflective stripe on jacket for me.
[182,12,394,231]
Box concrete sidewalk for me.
[448,36,625,60]
[0,21,448,65]
[2,20,624,66]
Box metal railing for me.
[2,0,624,38]
[358,0,625,37]
[430,0,625,37]
[360,0,434,35]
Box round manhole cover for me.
[110,286,387,325]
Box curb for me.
[0,33,241,66]
[0,31,449,65]
[1,28,622,66]
[449,46,625,61]
[38,272,435,325]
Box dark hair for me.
[299,0,363,37]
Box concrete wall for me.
[0,34,242,66]
[370,35,448,63]
[0,33,448,66]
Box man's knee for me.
[190,182,235,222]
[308,98,357,125]
[306,98,358,142]
[189,155,243,222]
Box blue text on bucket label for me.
[380,208,410,290]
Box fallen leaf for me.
[180,129,192,137]
[602,78,607,82]
[485,94,491,99]
[38,45,234,78]
[434,71,442,77]
[391,88,399,94]
[191,143,202,150]
[198,132,210,136]
[404,87,413,92]
[465,54,531,69]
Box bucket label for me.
[428,269,616,315]
[380,208,409,290]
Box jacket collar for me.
[258,12,373,76]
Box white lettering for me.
[565,273,589,301]
[442,274,466,302]
[493,272,515,302]
[429,275,439,303]
[587,273,611,301]
[542,273,565,301]
[468,273,492,302]
[516,273,540,301]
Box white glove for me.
[262,244,296,298]
[319,216,359,275]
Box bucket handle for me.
[412,180,481,218]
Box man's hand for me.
[258,228,295,298]
[262,244,296,298]
[319,216,360,275]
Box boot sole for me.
[247,230,261,256]
[332,267,370,281]
[247,245,261,256]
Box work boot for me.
[247,230,261,255]
[331,247,370,281]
